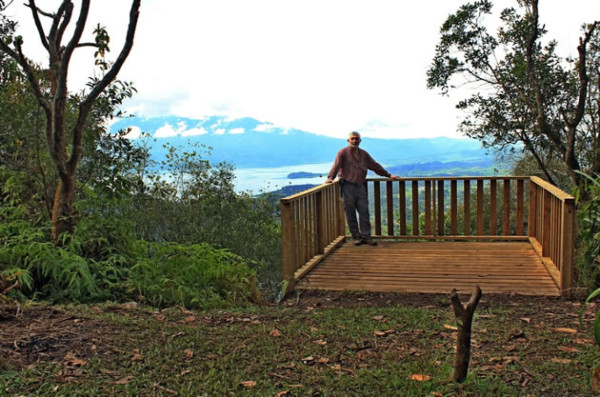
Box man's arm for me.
[325,150,343,183]
[365,152,400,179]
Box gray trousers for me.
[341,181,371,239]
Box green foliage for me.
[0,198,262,308]
[575,172,600,289]
[125,241,260,309]
[125,140,282,295]
[578,172,600,350]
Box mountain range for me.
[109,115,492,169]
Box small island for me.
[287,171,324,179]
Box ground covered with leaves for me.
[1,291,598,396]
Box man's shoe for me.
[363,238,377,246]
[353,238,363,246]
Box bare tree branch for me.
[25,0,49,50]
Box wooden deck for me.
[281,176,575,296]
[298,240,560,296]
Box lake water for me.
[234,162,331,193]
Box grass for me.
[1,292,599,396]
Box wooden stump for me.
[450,286,482,383]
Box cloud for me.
[255,123,275,132]
[182,127,208,136]
[214,128,225,135]
[229,128,245,134]
[154,122,182,138]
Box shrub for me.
[576,172,600,290]
[125,241,261,309]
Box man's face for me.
[348,135,361,148]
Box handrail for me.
[280,176,575,296]
[528,177,575,295]
[280,182,345,293]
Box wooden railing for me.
[280,176,575,295]
[528,177,575,295]
[280,182,345,292]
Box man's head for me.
[347,131,361,148]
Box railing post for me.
[374,181,381,236]
[281,201,296,294]
[387,180,394,236]
[337,184,345,237]
[528,180,537,237]
[542,190,551,257]
[560,197,575,296]
[315,191,324,254]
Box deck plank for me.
[298,241,560,296]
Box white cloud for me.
[214,128,226,135]
[255,123,276,132]
[229,128,245,134]
[182,127,208,136]
[154,123,180,138]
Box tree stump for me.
[450,286,482,383]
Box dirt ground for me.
[0,291,594,372]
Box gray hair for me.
[348,131,361,139]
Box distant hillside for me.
[110,115,490,169]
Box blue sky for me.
[7,0,598,140]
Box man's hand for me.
[325,178,334,184]
[390,175,401,180]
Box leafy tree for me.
[427,0,599,191]
[0,0,141,240]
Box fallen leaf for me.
[154,314,166,322]
[409,374,431,381]
[183,349,194,358]
[64,353,87,367]
[313,339,327,346]
[558,346,579,353]
[520,317,531,323]
[269,328,283,337]
[184,316,196,323]
[373,330,387,336]
[317,357,330,364]
[553,327,577,334]
[301,356,314,363]
[309,327,319,333]
[180,370,191,376]
[240,380,257,388]
[114,375,134,385]
[592,366,600,392]
[132,353,143,361]
[573,338,592,345]
[373,315,384,321]
[444,324,458,331]
[99,368,119,376]
[551,358,572,364]
[277,391,290,397]
[503,344,517,352]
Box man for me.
[325,131,400,246]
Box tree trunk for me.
[450,286,482,383]
[50,176,76,241]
